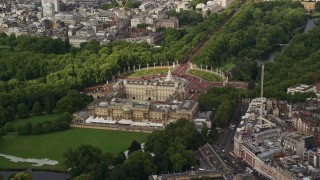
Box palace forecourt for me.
[74,69,200,131]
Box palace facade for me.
[113,69,189,102]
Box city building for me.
[74,70,197,130]
[97,11,114,22]
[69,34,95,47]
[194,111,213,131]
[42,3,55,19]
[281,132,314,160]
[218,0,234,8]
[301,1,315,11]
[54,13,82,25]
[176,2,192,12]
[139,2,154,12]
[130,16,144,28]
[156,17,179,29]
[113,69,188,102]
[233,98,318,180]
[292,110,320,145]
[42,0,60,12]
[306,97,320,109]
[304,148,320,168]
[88,98,198,123]
[287,83,320,97]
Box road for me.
[212,102,249,174]
[179,0,246,65]
[216,102,248,153]
[170,0,247,100]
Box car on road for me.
[229,124,236,129]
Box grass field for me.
[12,113,61,130]
[312,12,320,18]
[188,69,223,82]
[128,68,168,77]
[0,128,149,171]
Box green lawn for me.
[188,69,223,82]
[12,113,61,130]
[312,12,320,18]
[128,68,168,77]
[0,128,149,171]
[0,156,33,170]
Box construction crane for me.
[119,0,128,18]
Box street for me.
[213,102,249,174]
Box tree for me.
[6,106,15,121]
[64,145,112,179]
[56,90,92,113]
[73,174,93,180]
[60,121,70,130]
[18,122,31,135]
[145,118,203,173]
[214,100,234,127]
[50,121,61,131]
[17,103,29,119]
[0,106,9,125]
[4,122,14,132]
[41,122,51,133]
[110,151,157,180]
[32,101,42,116]
[0,128,6,136]
[102,0,118,10]
[128,140,141,154]
[44,96,55,114]
[137,23,149,29]
[58,112,73,123]
[170,153,187,172]
[315,2,320,12]
[127,1,141,8]
[114,152,126,165]
[9,172,31,180]
[30,122,42,135]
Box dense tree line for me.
[102,0,118,10]
[261,26,320,101]
[0,34,70,54]
[102,0,141,10]
[315,2,320,12]
[197,87,243,127]
[145,119,203,173]
[157,12,229,63]
[0,89,91,127]
[0,9,230,126]
[192,1,308,68]
[64,119,204,180]
[168,10,203,26]
[3,112,73,135]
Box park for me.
[0,123,148,171]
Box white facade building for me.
[131,17,143,28]
[176,2,192,12]
[42,3,55,19]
